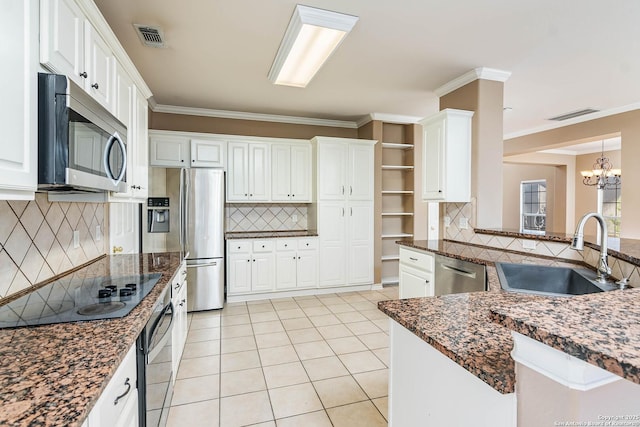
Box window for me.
[520,180,547,235]
[600,178,621,237]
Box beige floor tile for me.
[251,310,280,323]
[359,309,388,321]
[268,383,323,419]
[338,351,386,374]
[255,331,291,349]
[220,349,261,372]
[302,305,331,316]
[247,302,275,313]
[350,301,378,311]
[372,318,390,332]
[220,367,266,397]
[252,423,276,427]
[327,303,356,314]
[308,314,341,327]
[287,328,323,344]
[335,311,367,323]
[353,369,388,399]
[167,399,219,427]
[276,410,332,427]
[294,341,334,360]
[221,305,248,316]
[316,324,353,340]
[276,308,306,319]
[316,296,344,305]
[252,320,285,335]
[302,356,349,381]
[221,313,251,326]
[271,300,299,310]
[326,400,387,427]
[172,374,220,406]
[182,340,220,359]
[340,294,368,303]
[281,317,313,331]
[177,355,220,379]
[295,298,324,308]
[372,397,388,421]
[345,320,382,335]
[186,327,221,343]
[357,332,389,350]
[326,336,368,354]
[313,375,368,408]
[263,361,309,388]
[259,345,299,366]
[220,391,273,427]
[372,347,390,367]
[221,336,256,354]
[221,324,254,339]
[190,316,221,330]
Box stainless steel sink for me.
[494,262,619,296]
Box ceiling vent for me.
[133,24,166,48]
[547,108,599,121]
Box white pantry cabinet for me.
[271,143,312,202]
[316,138,374,201]
[0,0,38,200]
[420,109,473,202]
[227,142,270,202]
[398,246,434,298]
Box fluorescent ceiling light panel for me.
[268,5,358,88]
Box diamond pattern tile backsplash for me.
[226,204,308,232]
[0,193,107,300]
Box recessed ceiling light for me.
[268,5,359,88]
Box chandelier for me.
[580,140,621,189]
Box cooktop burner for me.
[0,273,162,329]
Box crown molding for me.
[504,102,640,140]
[357,113,424,127]
[150,103,359,129]
[434,67,512,97]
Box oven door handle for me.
[147,302,174,362]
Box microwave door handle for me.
[103,132,127,184]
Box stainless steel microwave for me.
[38,73,127,193]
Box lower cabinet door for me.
[296,251,318,288]
[252,253,275,291]
[115,390,139,427]
[228,254,252,294]
[399,265,434,299]
[275,251,297,290]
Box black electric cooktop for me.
[0,273,162,329]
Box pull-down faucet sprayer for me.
[570,212,611,283]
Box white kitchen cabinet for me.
[271,143,312,202]
[348,143,375,200]
[228,253,252,294]
[191,139,226,168]
[420,109,473,202]
[399,246,434,298]
[347,201,374,284]
[171,262,188,383]
[315,138,374,201]
[227,240,276,294]
[0,0,38,200]
[227,142,270,201]
[275,238,318,290]
[87,343,138,427]
[85,24,115,111]
[317,202,348,286]
[149,132,190,167]
[113,61,131,127]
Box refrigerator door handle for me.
[179,168,185,252]
[188,261,218,268]
[182,168,190,255]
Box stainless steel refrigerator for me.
[166,168,225,311]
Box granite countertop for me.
[0,252,183,427]
[225,230,318,239]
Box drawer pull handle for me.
[425,280,430,283]
[174,283,180,289]
[114,378,131,406]
[409,257,418,261]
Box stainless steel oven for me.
[137,284,174,427]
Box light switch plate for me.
[521,239,537,250]
[73,230,80,248]
[96,225,101,241]
[292,214,298,223]
[458,217,469,230]
[444,216,451,227]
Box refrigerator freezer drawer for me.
[186,259,224,311]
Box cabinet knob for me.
[237,246,241,249]
[253,259,256,262]
[192,159,195,162]
[262,245,265,248]
[245,193,248,196]
[247,259,250,262]
[426,280,430,283]
[293,256,296,260]
[181,159,184,162]
[250,194,253,197]
[91,82,99,90]
[306,243,309,246]
[298,256,301,260]
[284,244,288,247]
[79,71,88,78]
[438,190,442,193]
[287,194,290,197]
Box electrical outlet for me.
[444,216,451,227]
[458,217,469,230]
[73,230,80,248]
[521,239,537,250]
[96,225,101,241]
[292,214,298,223]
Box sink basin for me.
[494,263,618,296]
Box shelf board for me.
[381,233,414,239]
[381,165,414,170]
[381,142,414,150]
[381,190,414,195]
[381,255,400,261]
[381,277,399,286]
[382,212,414,216]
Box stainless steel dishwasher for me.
[434,254,486,295]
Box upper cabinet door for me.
[227,142,249,201]
[191,139,226,168]
[114,61,132,127]
[149,134,189,167]
[348,143,374,201]
[317,142,347,200]
[248,143,270,201]
[271,144,292,201]
[40,0,86,88]
[290,144,311,202]
[422,119,445,201]
[134,89,149,198]
[85,24,114,111]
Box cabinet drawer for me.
[228,241,251,253]
[276,239,297,251]
[399,247,434,272]
[253,240,274,252]
[297,238,318,251]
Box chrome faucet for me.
[570,212,611,283]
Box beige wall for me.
[505,110,640,238]
[149,111,358,139]
[441,79,505,228]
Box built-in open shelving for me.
[381,212,414,216]
[381,142,414,150]
[381,255,400,261]
[381,190,414,195]
[381,165,414,170]
[381,233,413,239]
